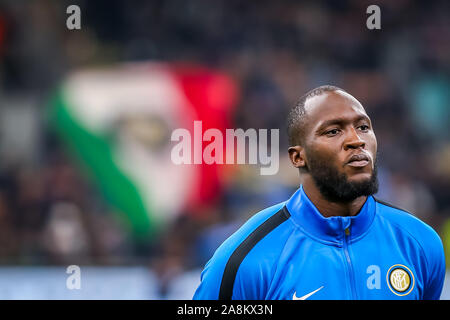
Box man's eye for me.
[325,129,340,136]
[359,125,369,131]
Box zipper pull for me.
[345,227,350,236]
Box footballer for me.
[193,86,445,300]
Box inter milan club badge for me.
[387,264,415,296]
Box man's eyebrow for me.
[316,115,370,131]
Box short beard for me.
[306,152,379,203]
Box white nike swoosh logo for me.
[292,286,324,300]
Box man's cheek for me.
[306,150,337,170]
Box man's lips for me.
[346,153,370,168]
[347,160,369,167]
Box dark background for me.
[0,0,449,298]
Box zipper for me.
[343,226,357,299]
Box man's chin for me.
[345,175,379,199]
[346,172,373,184]
[308,157,379,203]
[312,171,379,203]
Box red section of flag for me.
[172,64,238,217]
[0,14,7,56]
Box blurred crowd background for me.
[0,0,449,299]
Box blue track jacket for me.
[193,185,445,300]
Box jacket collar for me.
[285,185,376,244]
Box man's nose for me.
[344,127,365,150]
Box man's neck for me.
[302,178,367,218]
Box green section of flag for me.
[47,91,159,241]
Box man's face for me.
[301,90,378,202]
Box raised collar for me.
[285,185,376,244]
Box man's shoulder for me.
[372,197,446,299]
[214,201,290,260]
[373,197,442,251]
[193,201,291,299]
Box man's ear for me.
[288,145,307,169]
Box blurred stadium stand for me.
[0,0,449,299]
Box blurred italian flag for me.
[48,62,238,241]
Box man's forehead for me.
[304,90,368,122]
